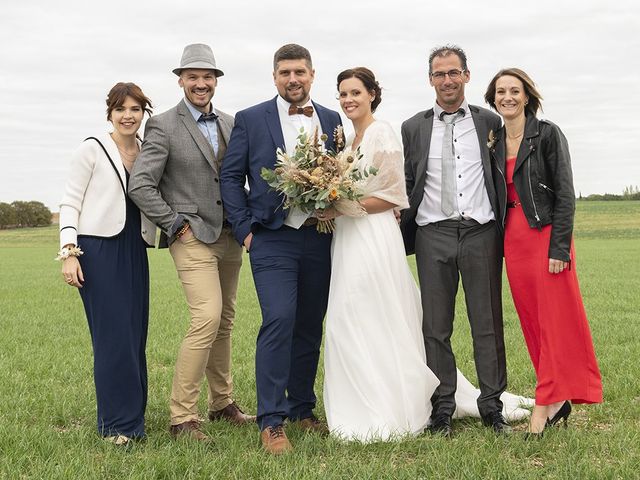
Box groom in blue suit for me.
[220,44,341,454]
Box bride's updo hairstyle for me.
[337,67,382,113]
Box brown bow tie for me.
[288,105,314,117]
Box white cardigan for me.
[59,133,156,248]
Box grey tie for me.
[440,109,464,216]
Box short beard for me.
[284,89,308,106]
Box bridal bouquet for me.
[261,126,377,233]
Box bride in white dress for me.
[321,68,531,442]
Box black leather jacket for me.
[491,115,575,262]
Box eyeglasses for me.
[430,69,465,81]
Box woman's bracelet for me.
[55,245,84,261]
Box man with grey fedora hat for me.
[172,43,224,77]
[130,43,255,441]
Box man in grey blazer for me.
[401,45,510,436]
[129,44,254,441]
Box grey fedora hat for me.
[172,43,224,77]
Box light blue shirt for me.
[184,98,219,157]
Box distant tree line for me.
[578,185,640,201]
[0,201,52,229]
[0,185,636,229]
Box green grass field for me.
[1,201,639,479]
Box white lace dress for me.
[323,120,531,442]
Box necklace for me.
[116,144,139,160]
[507,131,524,140]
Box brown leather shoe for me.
[293,414,329,435]
[260,425,293,454]
[208,401,257,425]
[169,420,209,441]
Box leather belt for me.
[302,217,318,227]
[507,201,521,208]
[434,218,480,228]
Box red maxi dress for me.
[504,157,602,405]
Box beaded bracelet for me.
[55,245,84,261]
[175,222,190,238]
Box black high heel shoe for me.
[524,417,546,440]
[546,401,572,428]
[523,429,544,440]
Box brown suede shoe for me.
[260,425,293,454]
[293,415,329,435]
[169,420,209,441]
[208,401,256,425]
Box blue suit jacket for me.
[220,96,342,245]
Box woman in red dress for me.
[484,68,602,436]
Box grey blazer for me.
[400,104,502,254]
[129,99,233,248]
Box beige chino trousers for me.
[168,227,243,424]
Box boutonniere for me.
[487,129,497,151]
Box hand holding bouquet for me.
[261,126,377,233]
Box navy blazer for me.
[220,96,342,245]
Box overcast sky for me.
[1,1,638,209]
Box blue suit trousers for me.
[249,224,331,430]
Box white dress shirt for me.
[276,95,323,228]
[415,100,495,226]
